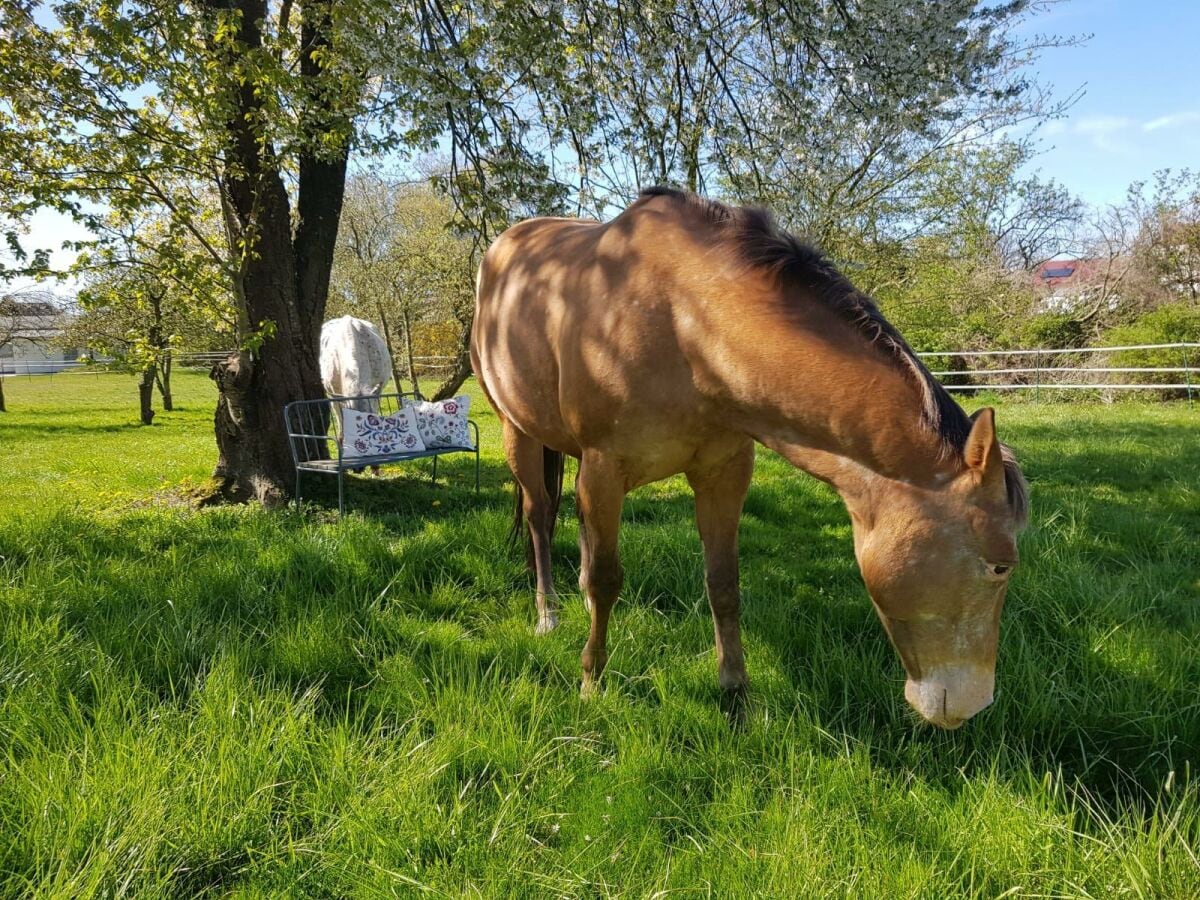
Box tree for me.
[60,258,235,423]
[58,206,237,420]
[2,0,1072,503]
[1129,170,1200,306]
[0,0,577,503]
[0,297,15,413]
[0,288,63,412]
[330,173,475,398]
[0,1,371,500]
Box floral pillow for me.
[341,407,426,459]
[407,395,473,449]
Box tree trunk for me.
[155,348,173,410]
[375,303,406,393]
[401,306,420,396]
[203,0,348,507]
[208,190,328,506]
[430,317,473,401]
[138,365,156,425]
[0,371,6,412]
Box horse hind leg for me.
[503,420,562,634]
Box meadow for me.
[1,370,1197,897]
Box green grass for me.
[1,371,1198,897]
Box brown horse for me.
[471,187,1028,729]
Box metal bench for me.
[284,391,480,515]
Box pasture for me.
[1,371,1197,896]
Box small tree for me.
[62,263,234,424]
[0,297,15,413]
[0,289,65,412]
[57,208,236,423]
[331,174,475,397]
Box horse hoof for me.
[535,613,558,635]
[580,678,600,699]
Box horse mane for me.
[638,186,1028,525]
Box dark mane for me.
[639,186,1028,524]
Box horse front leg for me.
[575,452,626,696]
[688,443,754,695]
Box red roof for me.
[1034,259,1105,289]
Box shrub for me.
[1096,305,1200,394]
[1019,312,1086,350]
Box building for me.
[0,296,81,374]
[1033,258,1118,313]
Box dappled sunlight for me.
[2,374,1198,894]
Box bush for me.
[1018,312,1086,350]
[1096,305,1200,394]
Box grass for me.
[1,370,1198,897]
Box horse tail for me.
[508,446,566,571]
[543,446,566,543]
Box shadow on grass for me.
[22,425,1199,837]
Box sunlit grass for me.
[1,372,1198,895]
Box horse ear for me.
[964,407,1003,478]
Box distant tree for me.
[330,174,475,398]
[61,259,235,424]
[855,142,1076,351]
[0,288,64,413]
[59,208,237,420]
[0,296,16,413]
[1130,170,1200,306]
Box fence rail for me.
[3,345,1196,400]
[0,352,460,379]
[914,342,1198,398]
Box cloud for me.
[1069,115,1135,153]
[1073,115,1134,135]
[1143,111,1200,132]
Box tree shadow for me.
[28,412,1198,846]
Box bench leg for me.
[431,455,438,486]
[338,469,345,517]
[295,470,302,508]
[475,447,480,493]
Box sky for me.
[6,0,1200,294]
[1017,0,1200,205]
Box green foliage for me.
[1099,306,1200,388]
[2,373,1199,895]
[1018,313,1087,350]
[330,175,475,386]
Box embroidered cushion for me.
[341,407,426,459]
[408,395,473,449]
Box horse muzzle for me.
[904,664,995,729]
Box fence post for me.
[1185,345,1193,409]
[1035,350,1042,402]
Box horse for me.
[471,187,1028,729]
[320,315,393,475]
[319,315,393,412]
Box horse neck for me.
[711,299,960,504]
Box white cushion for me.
[407,395,473,449]
[341,407,426,459]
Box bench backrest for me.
[284,391,425,465]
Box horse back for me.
[473,202,752,471]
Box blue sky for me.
[1018,0,1200,204]
[7,0,1200,291]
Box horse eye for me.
[991,565,1011,576]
